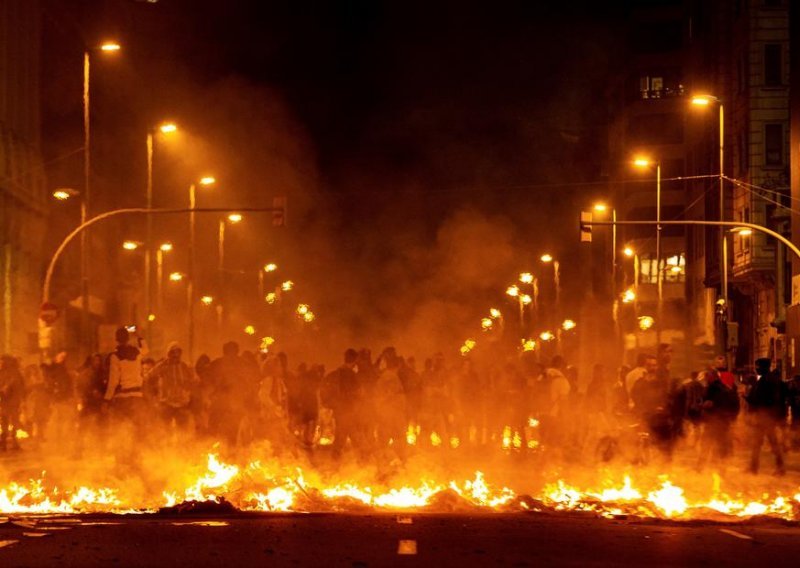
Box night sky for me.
[41,0,627,352]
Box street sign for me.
[39,302,59,325]
[580,211,593,242]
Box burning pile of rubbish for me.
[3,451,800,522]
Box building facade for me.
[0,0,47,356]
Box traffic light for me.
[580,211,593,242]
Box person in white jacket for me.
[104,327,147,428]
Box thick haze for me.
[41,0,624,361]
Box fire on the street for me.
[3,451,800,521]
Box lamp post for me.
[80,41,120,351]
[155,242,173,312]
[691,94,728,357]
[633,157,662,343]
[145,122,177,345]
[217,213,243,330]
[188,176,215,361]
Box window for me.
[765,123,783,166]
[638,253,686,284]
[764,44,782,86]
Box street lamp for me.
[218,212,244,330]
[122,240,141,251]
[691,94,728,358]
[145,121,178,345]
[156,242,173,311]
[169,272,184,282]
[632,156,662,342]
[80,40,121,352]
[188,174,216,360]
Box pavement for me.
[1,511,799,567]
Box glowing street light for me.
[199,176,216,186]
[540,253,553,263]
[521,339,536,352]
[147,313,156,322]
[539,331,555,342]
[122,240,140,251]
[264,263,278,272]
[296,303,310,315]
[520,294,532,306]
[623,246,634,257]
[281,280,294,292]
[265,292,277,304]
[690,94,717,106]
[519,272,534,284]
[732,227,752,236]
[622,288,636,304]
[303,311,315,323]
[481,317,493,330]
[489,308,502,319]
[159,122,177,134]
[53,188,79,201]
[638,316,655,331]
[227,213,243,224]
[100,42,121,52]
[244,325,256,335]
[561,319,577,331]
[670,265,682,274]
[506,285,520,297]
[159,242,173,252]
[168,271,184,282]
[593,202,608,213]
[200,295,214,306]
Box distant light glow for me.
[519,272,534,284]
[52,189,75,201]
[540,254,554,263]
[691,95,715,106]
[506,285,520,298]
[521,339,537,352]
[561,319,577,331]
[623,247,634,257]
[168,272,183,282]
[227,213,243,223]
[265,292,277,304]
[734,227,753,236]
[622,288,636,304]
[281,280,294,292]
[481,317,493,330]
[593,203,608,213]
[264,263,278,272]
[200,295,214,306]
[521,294,532,306]
[489,308,502,319]
[159,122,177,134]
[539,331,555,342]
[122,240,140,251]
[670,265,682,274]
[244,325,256,335]
[159,242,173,252]
[303,311,315,323]
[633,157,652,168]
[199,176,216,186]
[100,42,121,52]
[296,303,310,316]
[147,313,156,322]
[638,316,655,331]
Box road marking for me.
[171,521,229,527]
[719,529,753,541]
[23,532,51,538]
[0,540,19,549]
[397,540,417,555]
[396,516,413,524]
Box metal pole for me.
[217,219,225,330]
[188,184,196,362]
[719,103,730,364]
[81,51,90,353]
[156,248,164,311]
[145,132,153,343]
[656,163,662,344]
[611,208,617,294]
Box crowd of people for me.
[1,328,799,476]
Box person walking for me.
[103,327,147,456]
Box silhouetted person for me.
[698,369,740,468]
[42,351,75,444]
[322,348,361,456]
[746,358,786,475]
[150,342,195,432]
[104,327,147,462]
[0,355,25,451]
[208,341,249,446]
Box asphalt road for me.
[1,511,798,567]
